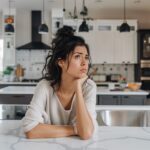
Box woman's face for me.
[60,45,89,79]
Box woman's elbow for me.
[80,130,93,140]
[25,130,36,139]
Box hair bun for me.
[56,25,75,37]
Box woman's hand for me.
[75,75,88,91]
[75,75,88,88]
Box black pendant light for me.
[79,19,89,32]
[5,0,14,33]
[79,0,89,32]
[39,0,48,34]
[119,0,130,32]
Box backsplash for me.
[16,50,135,82]
[91,64,135,82]
[16,50,49,79]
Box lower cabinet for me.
[0,94,33,105]
[98,95,120,105]
[121,95,146,105]
[97,95,147,105]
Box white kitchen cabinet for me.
[59,18,138,64]
[95,31,114,64]
[77,31,114,64]
[114,31,137,64]
[78,30,137,64]
[63,19,79,31]
[51,9,63,38]
[2,9,16,69]
[77,32,98,64]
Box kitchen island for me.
[0,86,148,95]
[0,120,150,150]
[0,86,149,105]
[0,86,150,126]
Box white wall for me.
[15,9,52,47]
[2,9,150,80]
[65,9,150,29]
[15,9,150,47]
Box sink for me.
[97,110,150,127]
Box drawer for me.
[0,94,33,104]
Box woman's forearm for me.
[75,83,94,140]
[25,123,75,139]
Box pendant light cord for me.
[63,0,66,12]
[9,0,10,17]
[124,0,126,21]
[83,0,85,7]
[42,0,45,23]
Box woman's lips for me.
[80,69,87,73]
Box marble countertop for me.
[0,120,150,150]
[97,87,149,95]
[0,86,148,96]
[0,81,117,85]
[0,86,35,95]
[0,81,37,85]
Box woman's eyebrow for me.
[73,52,88,56]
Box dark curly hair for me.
[42,25,91,87]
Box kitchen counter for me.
[0,120,150,150]
[0,86,35,95]
[0,86,148,96]
[97,87,149,95]
[0,81,37,85]
[0,81,119,86]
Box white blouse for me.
[22,79,98,133]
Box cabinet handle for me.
[113,96,118,99]
[12,95,25,98]
[123,96,129,98]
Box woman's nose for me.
[81,57,87,65]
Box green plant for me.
[3,66,14,75]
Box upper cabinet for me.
[2,9,16,69]
[77,20,138,64]
[114,31,137,64]
[51,9,138,64]
[51,9,64,39]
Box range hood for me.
[16,11,51,50]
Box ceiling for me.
[0,0,150,13]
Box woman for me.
[22,26,98,140]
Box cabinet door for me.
[0,94,33,104]
[78,31,114,64]
[114,31,137,64]
[99,95,119,105]
[121,95,146,105]
[95,31,114,64]
[77,32,98,64]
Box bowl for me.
[127,82,142,91]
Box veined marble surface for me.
[0,120,150,150]
[0,86,149,95]
[0,81,37,85]
[97,87,149,95]
[0,86,35,95]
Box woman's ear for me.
[57,59,64,68]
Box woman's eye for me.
[85,56,89,60]
[75,55,81,59]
